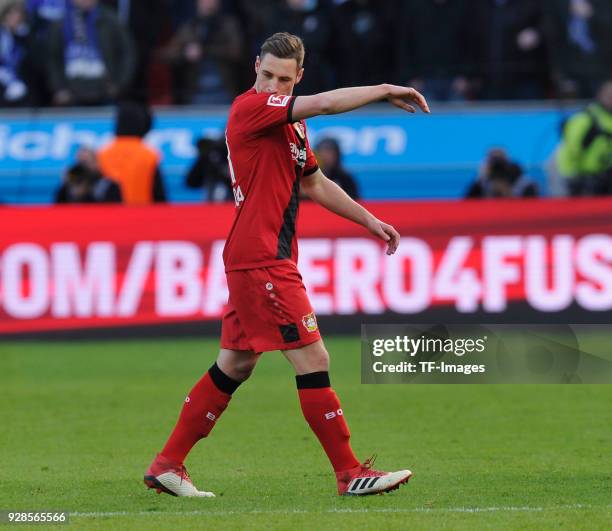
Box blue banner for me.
[0,105,573,204]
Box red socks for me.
[160,365,358,474]
[297,372,360,472]
[160,363,240,464]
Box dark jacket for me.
[544,0,612,97]
[474,0,548,99]
[185,137,232,202]
[466,177,538,198]
[466,160,538,198]
[55,177,122,203]
[330,0,396,86]
[162,12,242,104]
[46,4,135,104]
[396,0,474,82]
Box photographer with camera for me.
[466,148,538,199]
[55,160,122,203]
[185,136,232,202]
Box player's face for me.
[254,54,303,96]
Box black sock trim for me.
[208,362,241,395]
[296,371,330,389]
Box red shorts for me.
[220,261,321,353]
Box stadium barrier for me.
[1,198,611,337]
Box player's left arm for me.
[300,168,400,255]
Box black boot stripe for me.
[367,477,380,489]
[351,478,363,491]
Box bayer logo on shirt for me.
[289,142,307,168]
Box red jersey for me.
[223,88,319,272]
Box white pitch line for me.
[71,504,611,518]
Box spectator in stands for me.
[474,0,549,100]
[330,0,395,87]
[101,0,166,102]
[264,0,333,95]
[185,136,232,202]
[162,0,243,104]
[315,137,360,200]
[544,0,612,99]
[466,148,538,198]
[97,101,166,203]
[25,0,66,104]
[556,80,612,195]
[396,0,473,101]
[46,0,135,106]
[55,161,122,203]
[231,0,276,51]
[0,0,34,106]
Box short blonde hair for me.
[260,32,305,68]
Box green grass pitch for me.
[1,336,611,530]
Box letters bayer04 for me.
[0,200,611,334]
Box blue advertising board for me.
[0,104,573,204]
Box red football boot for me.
[144,453,215,497]
[336,455,412,496]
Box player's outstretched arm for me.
[301,169,400,255]
[291,83,430,121]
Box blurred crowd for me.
[1,0,611,108]
[0,0,607,203]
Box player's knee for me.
[233,364,255,382]
[305,346,330,372]
[230,355,259,381]
[283,341,330,374]
[217,350,260,382]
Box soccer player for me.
[145,32,430,497]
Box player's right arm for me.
[291,84,430,121]
[301,168,400,255]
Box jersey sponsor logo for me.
[290,142,307,168]
[293,122,305,140]
[302,311,318,332]
[267,94,291,107]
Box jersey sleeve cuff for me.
[287,96,297,123]
[303,164,319,176]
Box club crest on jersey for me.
[302,312,318,333]
[267,94,291,107]
[290,142,307,167]
[292,122,305,140]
